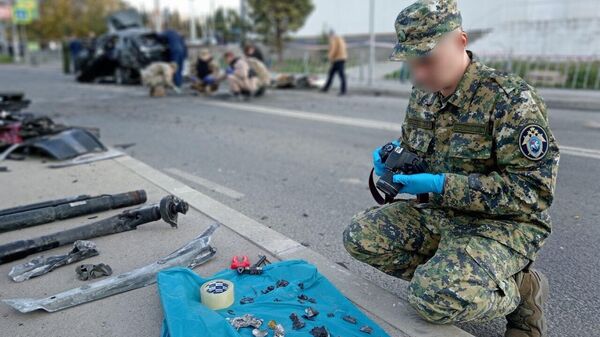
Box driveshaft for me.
[0,190,147,233]
[0,195,188,264]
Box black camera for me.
[373,142,426,200]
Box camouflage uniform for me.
[343,0,560,325]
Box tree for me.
[247,0,314,62]
[28,0,125,42]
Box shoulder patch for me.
[519,124,549,161]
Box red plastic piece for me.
[231,256,250,273]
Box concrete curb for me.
[349,84,600,112]
[115,155,474,337]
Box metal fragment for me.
[289,313,305,330]
[268,320,285,337]
[252,328,268,337]
[302,306,319,320]
[227,314,263,330]
[359,325,373,334]
[75,263,113,281]
[342,315,357,324]
[8,240,99,282]
[309,326,330,337]
[2,223,218,313]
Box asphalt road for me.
[2,64,600,337]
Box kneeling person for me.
[342,1,559,336]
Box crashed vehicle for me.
[76,9,169,84]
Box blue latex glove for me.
[225,66,234,75]
[373,140,400,176]
[392,173,446,195]
[203,75,215,85]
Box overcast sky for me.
[124,0,600,36]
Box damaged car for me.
[76,9,169,84]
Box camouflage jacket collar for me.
[440,51,482,110]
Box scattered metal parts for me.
[275,279,289,288]
[326,312,335,318]
[302,307,319,321]
[0,143,20,161]
[309,326,330,337]
[298,282,304,290]
[75,263,113,281]
[227,314,263,330]
[252,328,268,337]
[289,313,305,330]
[359,325,373,334]
[261,285,275,294]
[342,315,357,324]
[47,148,124,168]
[0,190,147,233]
[297,294,316,303]
[8,240,99,282]
[268,320,285,337]
[1,223,218,313]
[227,309,235,315]
[273,298,281,302]
[27,128,106,161]
[240,296,254,305]
[0,195,188,264]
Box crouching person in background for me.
[141,62,178,97]
[192,49,220,95]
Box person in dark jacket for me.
[243,44,264,63]
[161,29,188,89]
[192,49,220,94]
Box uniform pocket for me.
[403,126,434,154]
[448,132,493,159]
[465,236,528,297]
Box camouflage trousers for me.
[343,200,530,324]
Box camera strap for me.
[368,168,395,205]
[368,168,430,205]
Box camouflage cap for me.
[389,0,462,61]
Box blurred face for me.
[225,54,234,63]
[407,29,468,92]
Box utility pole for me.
[154,0,162,32]
[189,0,197,42]
[11,20,19,63]
[240,0,247,44]
[368,0,375,86]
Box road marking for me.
[202,100,402,132]
[560,145,600,160]
[164,167,245,200]
[204,101,600,161]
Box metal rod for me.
[0,195,188,264]
[0,190,147,233]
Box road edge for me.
[114,155,474,337]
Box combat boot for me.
[505,269,549,337]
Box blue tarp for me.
[158,259,390,337]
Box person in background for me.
[243,43,264,63]
[68,36,83,72]
[140,62,178,97]
[161,29,188,91]
[223,51,257,100]
[321,30,347,96]
[192,49,220,94]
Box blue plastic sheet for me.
[158,259,390,337]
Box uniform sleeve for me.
[441,88,560,215]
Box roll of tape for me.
[200,279,235,310]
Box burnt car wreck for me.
[76,9,169,84]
